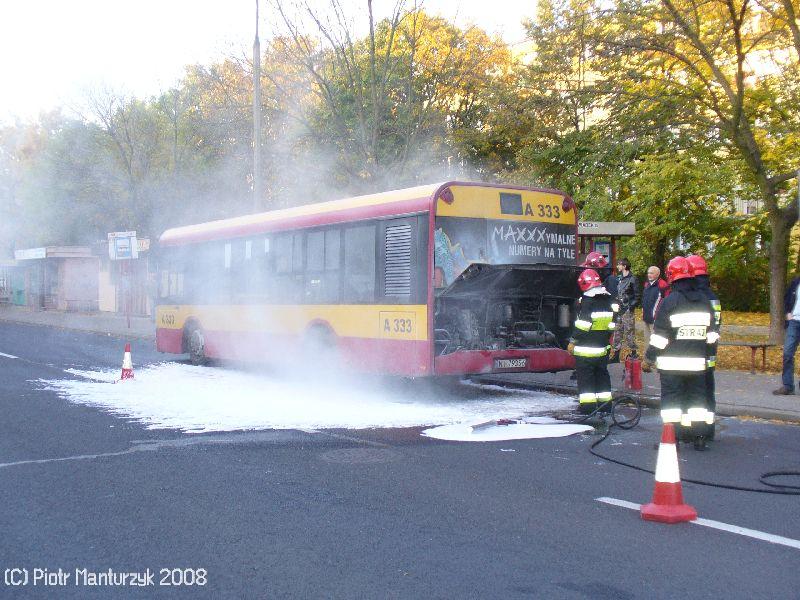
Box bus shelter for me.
[577,221,636,267]
[0,259,22,305]
[12,247,99,311]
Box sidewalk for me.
[1,304,798,423]
[476,362,800,423]
[0,304,156,340]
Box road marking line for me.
[597,497,640,510]
[0,352,18,359]
[596,496,800,550]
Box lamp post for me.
[253,0,262,213]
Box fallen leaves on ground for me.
[721,311,771,326]
[634,330,790,374]
[636,309,770,327]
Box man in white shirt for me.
[774,276,800,395]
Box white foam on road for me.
[38,362,576,433]
[422,418,592,442]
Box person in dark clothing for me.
[687,255,721,440]
[611,258,640,359]
[773,276,800,395]
[641,265,670,347]
[569,269,616,414]
[604,271,619,298]
[642,256,716,450]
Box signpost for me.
[108,232,139,329]
[108,231,139,261]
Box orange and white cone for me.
[640,423,697,524]
[120,342,134,380]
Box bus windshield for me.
[434,186,576,287]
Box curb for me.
[0,316,156,342]
[471,376,800,424]
[472,375,660,406]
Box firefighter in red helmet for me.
[686,254,721,440]
[569,269,616,414]
[582,251,618,309]
[581,251,608,269]
[642,256,716,449]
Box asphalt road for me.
[0,321,798,599]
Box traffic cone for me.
[640,423,697,524]
[120,342,134,380]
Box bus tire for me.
[303,326,339,373]
[185,323,207,366]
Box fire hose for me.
[586,395,800,496]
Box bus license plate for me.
[494,358,527,370]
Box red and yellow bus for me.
[156,182,579,376]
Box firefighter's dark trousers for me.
[705,367,716,439]
[576,355,611,414]
[659,370,710,439]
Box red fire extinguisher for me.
[624,356,643,391]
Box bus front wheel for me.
[185,324,207,366]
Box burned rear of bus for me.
[432,185,578,375]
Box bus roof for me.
[159,181,570,247]
[160,182,448,247]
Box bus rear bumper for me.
[156,327,183,353]
[434,348,575,376]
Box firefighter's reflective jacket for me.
[695,274,721,368]
[644,279,715,371]
[571,287,616,357]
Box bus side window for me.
[275,234,292,274]
[158,251,184,303]
[324,229,341,303]
[275,233,302,302]
[306,230,324,303]
[305,228,341,304]
[160,269,169,298]
[250,236,271,302]
[229,241,246,304]
[191,242,224,304]
[344,224,376,303]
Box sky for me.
[0,1,533,123]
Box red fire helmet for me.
[666,256,693,283]
[577,269,602,292]
[581,251,608,269]
[686,254,708,276]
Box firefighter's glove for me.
[641,359,653,373]
[567,342,575,355]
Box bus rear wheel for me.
[303,326,340,374]
[185,324,207,366]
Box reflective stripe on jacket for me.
[695,275,721,364]
[571,288,615,358]
[644,279,714,372]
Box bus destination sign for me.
[488,221,576,265]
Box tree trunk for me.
[768,211,791,344]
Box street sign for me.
[578,222,636,236]
[108,231,139,260]
[14,247,47,260]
